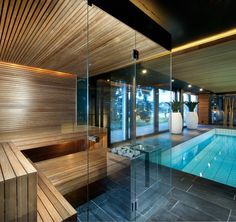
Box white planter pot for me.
[169,112,183,134]
[186,112,198,129]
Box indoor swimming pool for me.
[161,129,236,188]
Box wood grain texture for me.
[0,163,4,222]
[198,94,210,124]
[0,142,37,222]
[172,39,236,93]
[0,144,17,221]
[0,125,107,151]
[35,133,107,195]
[3,143,28,222]
[0,62,76,133]
[37,171,77,220]
[9,142,38,221]
[0,0,165,76]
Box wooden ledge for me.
[37,171,77,222]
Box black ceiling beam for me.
[88,0,171,51]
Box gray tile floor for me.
[149,168,236,221]
[78,126,236,221]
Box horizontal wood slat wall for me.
[198,94,210,124]
[0,62,76,133]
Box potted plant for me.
[168,101,183,134]
[185,101,199,129]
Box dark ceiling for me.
[140,0,236,47]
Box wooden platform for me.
[37,171,76,222]
[0,125,117,221]
[35,148,107,195]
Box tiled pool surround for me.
[161,128,236,188]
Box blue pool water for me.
[161,129,236,188]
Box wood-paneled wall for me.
[0,62,76,133]
[198,94,210,124]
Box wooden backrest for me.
[0,142,37,222]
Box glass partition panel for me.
[85,3,137,221]
[71,3,172,222]
[134,33,172,220]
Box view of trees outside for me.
[136,87,154,136]
[158,89,173,131]
[110,83,127,143]
[110,85,179,142]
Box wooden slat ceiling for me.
[0,0,166,76]
[142,38,236,93]
[172,39,236,93]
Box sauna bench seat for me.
[0,142,77,222]
[37,171,77,222]
[35,148,107,195]
[0,126,107,151]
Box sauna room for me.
[0,0,172,221]
[1,0,236,222]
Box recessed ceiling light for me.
[199,88,203,91]
[171,79,175,82]
[188,84,192,88]
[107,79,110,82]
[142,69,147,74]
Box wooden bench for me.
[35,148,107,195]
[0,126,107,151]
[0,142,37,222]
[0,126,108,221]
[0,142,77,222]
[37,171,77,222]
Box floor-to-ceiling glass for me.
[133,36,172,220]
[75,2,172,221]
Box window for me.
[158,89,173,131]
[136,86,154,136]
[110,82,128,143]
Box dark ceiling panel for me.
[132,0,236,47]
[90,0,171,50]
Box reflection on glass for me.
[136,86,154,136]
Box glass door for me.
[86,3,137,222]
[76,3,173,221]
[132,33,172,221]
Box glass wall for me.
[75,2,172,222]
